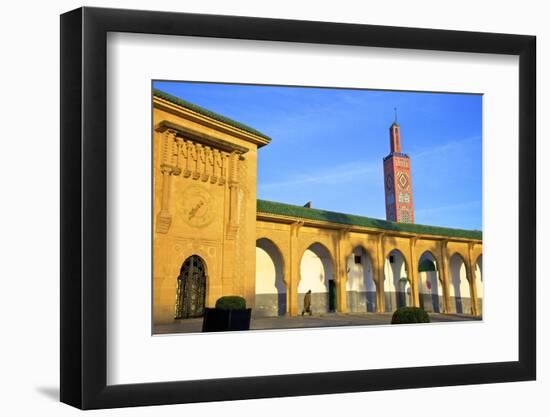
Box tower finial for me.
[394,107,398,124]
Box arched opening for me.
[175,255,207,319]
[299,243,335,314]
[346,246,376,312]
[475,255,483,314]
[384,249,410,312]
[449,253,472,314]
[418,251,443,313]
[255,238,286,317]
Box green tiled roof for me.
[257,199,482,240]
[154,89,271,141]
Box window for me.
[354,255,362,264]
[389,255,394,263]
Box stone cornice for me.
[256,211,482,244]
[154,96,271,148]
[155,120,249,155]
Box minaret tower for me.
[383,109,414,223]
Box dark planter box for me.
[202,308,252,332]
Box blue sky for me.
[154,81,482,231]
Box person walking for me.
[302,290,312,316]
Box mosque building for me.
[152,89,483,324]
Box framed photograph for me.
[60,6,536,409]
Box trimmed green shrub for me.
[391,306,430,324]
[418,259,436,272]
[215,296,246,311]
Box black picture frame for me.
[60,6,536,410]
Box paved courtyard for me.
[153,312,481,335]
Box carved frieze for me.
[155,120,250,187]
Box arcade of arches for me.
[152,89,483,324]
[254,218,482,317]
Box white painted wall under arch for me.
[255,239,286,316]
[449,253,473,314]
[418,252,444,313]
[298,243,334,313]
[346,247,376,312]
[475,255,483,313]
[384,249,411,311]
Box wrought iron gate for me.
[175,255,206,319]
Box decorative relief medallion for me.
[178,185,215,228]
[385,174,394,190]
[397,171,409,190]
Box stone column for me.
[226,151,240,239]
[408,237,420,307]
[156,129,178,234]
[336,275,348,313]
[467,243,480,316]
[375,234,386,313]
[466,262,479,316]
[336,229,350,313]
[283,253,292,316]
[288,221,303,316]
[439,240,452,314]
[288,280,299,316]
